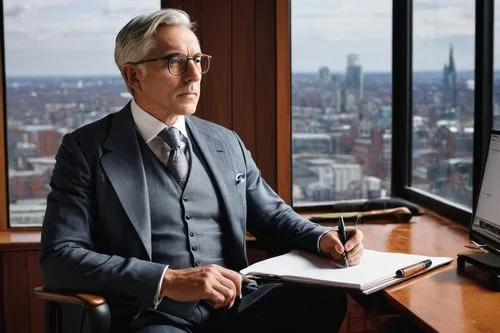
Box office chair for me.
[33,286,110,333]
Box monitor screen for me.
[470,130,500,255]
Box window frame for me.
[277,0,292,203]
[0,0,8,230]
[282,0,495,225]
[392,0,494,225]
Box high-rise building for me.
[343,53,364,111]
[443,44,457,107]
[318,66,331,84]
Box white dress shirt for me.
[130,99,189,165]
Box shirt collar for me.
[130,99,188,143]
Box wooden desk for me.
[1,216,498,333]
[353,212,499,333]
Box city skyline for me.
[4,35,480,223]
[3,0,500,75]
[2,68,479,78]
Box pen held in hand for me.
[337,216,349,267]
[395,259,432,278]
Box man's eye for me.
[170,57,184,65]
[193,57,202,63]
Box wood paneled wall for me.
[1,249,44,333]
[164,0,284,197]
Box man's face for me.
[129,25,202,122]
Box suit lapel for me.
[186,117,245,248]
[101,104,152,259]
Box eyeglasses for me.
[129,53,212,76]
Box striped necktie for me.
[158,127,189,188]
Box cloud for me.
[4,4,31,17]
[101,0,159,15]
[102,4,151,15]
[413,6,474,39]
[3,0,159,75]
[414,0,472,10]
[292,0,392,42]
[292,0,392,71]
[1,0,492,75]
[4,2,157,50]
[292,0,391,19]
[4,0,74,13]
[292,1,474,42]
[290,0,480,72]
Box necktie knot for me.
[159,127,182,150]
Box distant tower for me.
[318,66,331,84]
[443,44,457,107]
[344,53,364,111]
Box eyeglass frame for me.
[128,53,212,76]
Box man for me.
[40,8,364,333]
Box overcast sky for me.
[3,0,499,75]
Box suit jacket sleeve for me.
[39,133,165,309]
[232,132,330,253]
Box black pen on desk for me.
[337,216,349,267]
[395,259,432,278]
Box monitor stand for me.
[457,252,500,291]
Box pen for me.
[395,259,432,278]
[337,216,349,267]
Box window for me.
[411,0,475,209]
[290,0,393,206]
[3,0,160,227]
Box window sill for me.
[0,231,41,251]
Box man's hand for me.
[160,265,243,309]
[319,228,364,266]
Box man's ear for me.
[121,64,142,94]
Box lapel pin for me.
[235,173,245,185]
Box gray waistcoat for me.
[137,133,226,318]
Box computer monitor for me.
[470,129,500,256]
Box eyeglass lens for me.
[169,55,210,75]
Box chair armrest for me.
[33,286,107,307]
[33,286,111,333]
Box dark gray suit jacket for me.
[40,104,328,311]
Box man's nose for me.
[184,60,202,81]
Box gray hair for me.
[114,9,194,69]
